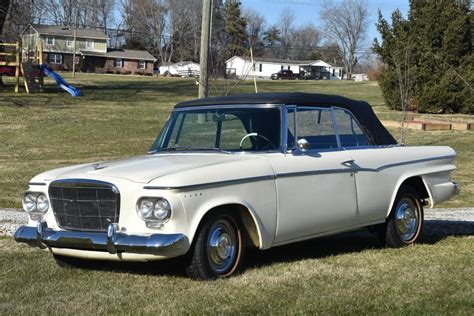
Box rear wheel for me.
[380,185,424,247]
[186,212,245,279]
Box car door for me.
[267,106,360,244]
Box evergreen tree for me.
[374,0,473,114]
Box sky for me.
[240,0,410,49]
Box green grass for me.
[1,75,473,314]
[1,74,472,207]
[1,231,473,314]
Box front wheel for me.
[186,212,245,279]
[380,185,424,247]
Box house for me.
[21,24,156,75]
[160,61,200,77]
[225,56,344,80]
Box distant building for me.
[21,24,156,75]
[225,56,344,80]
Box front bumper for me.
[14,222,189,257]
[453,181,461,195]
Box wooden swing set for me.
[0,41,43,93]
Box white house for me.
[225,56,344,80]
[160,61,200,77]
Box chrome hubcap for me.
[395,199,419,242]
[208,221,237,273]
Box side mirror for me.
[297,138,310,152]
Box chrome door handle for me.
[341,159,355,166]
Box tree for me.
[320,0,369,80]
[244,8,265,56]
[262,25,281,58]
[291,23,321,60]
[121,0,169,63]
[374,9,415,142]
[279,8,294,59]
[375,0,473,114]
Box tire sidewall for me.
[191,212,245,279]
[386,186,424,247]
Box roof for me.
[226,56,337,67]
[175,93,397,146]
[81,49,156,61]
[28,24,108,40]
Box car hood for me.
[31,153,267,184]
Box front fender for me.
[180,180,277,250]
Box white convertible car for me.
[15,93,460,279]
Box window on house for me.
[86,40,93,49]
[48,53,62,64]
[288,66,291,70]
[281,65,284,70]
[66,38,73,47]
[115,58,123,68]
[138,60,146,69]
[332,68,335,76]
[259,63,262,72]
[46,36,54,45]
[339,69,342,77]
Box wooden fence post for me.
[14,42,20,93]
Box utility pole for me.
[198,0,212,98]
[72,8,78,78]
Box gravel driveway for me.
[1,208,473,237]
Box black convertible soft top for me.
[176,92,397,146]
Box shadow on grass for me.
[65,219,473,278]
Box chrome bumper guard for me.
[453,181,461,195]
[14,222,188,256]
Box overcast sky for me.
[241,0,410,49]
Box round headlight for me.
[137,199,154,219]
[36,194,49,213]
[22,193,37,213]
[154,199,171,220]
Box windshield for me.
[149,107,281,153]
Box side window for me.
[297,108,338,149]
[334,109,370,147]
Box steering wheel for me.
[239,133,275,150]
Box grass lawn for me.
[0,74,472,207]
[0,74,473,314]
[1,229,473,314]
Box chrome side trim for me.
[355,155,457,172]
[142,155,456,191]
[14,223,189,257]
[28,182,46,186]
[144,175,276,191]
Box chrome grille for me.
[49,180,120,232]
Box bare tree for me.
[167,0,201,62]
[291,23,321,60]
[320,0,369,80]
[279,7,294,59]
[244,8,266,56]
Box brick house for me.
[21,24,156,75]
